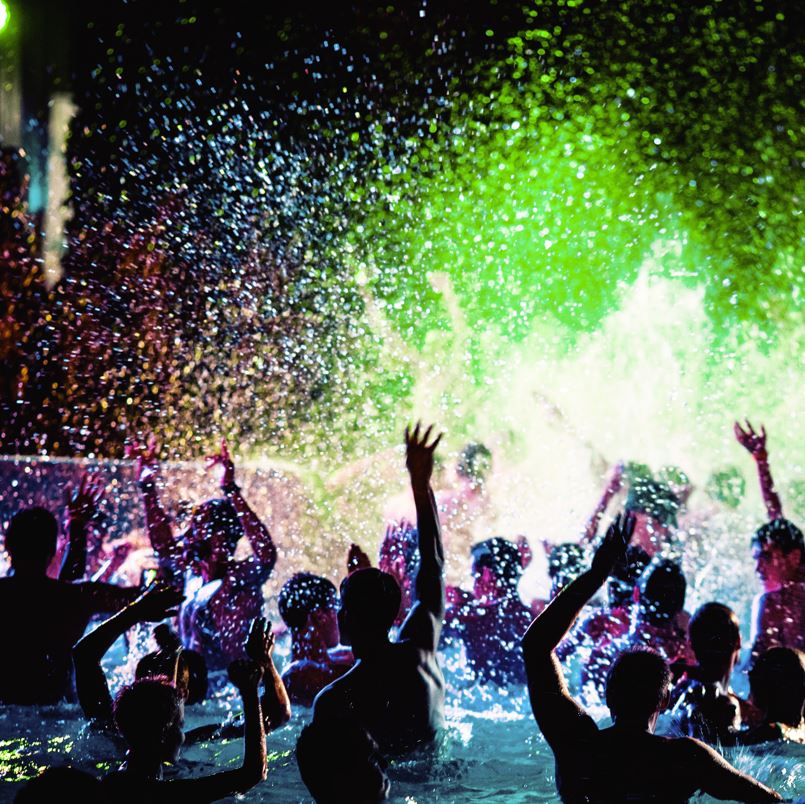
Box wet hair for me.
[113,677,183,750]
[136,649,208,705]
[296,719,388,803]
[749,647,805,721]
[638,558,686,625]
[752,518,804,563]
[547,543,585,587]
[625,479,680,527]
[471,537,522,587]
[4,507,58,565]
[689,602,741,661]
[456,442,492,485]
[279,572,338,631]
[705,466,746,509]
[608,545,651,608]
[190,497,243,551]
[14,767,103,803]
[339,568,401,636]
[606,648,671,720]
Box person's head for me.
[749,647,805,726]
[688,602,741,674]
[378,523,419,584]
[296,719,389,803]
[279,572,340,648]
[14,767,103,803]
[470,537,522,599]
[638,558,686,625]
[136,649,208,705]
[338,568,400,651]
[657,465,692,507]
[114,677,184,763]
[4,507,58,574]
[547,543,585,596]
[626,478,680,529]
[607,545,650,609]
[705,466,746,509]
[605,648,672,728]
[182,498,242,580]
[751,518,804,591]
[456,442,492,488]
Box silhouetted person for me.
[278,572,353,706]
[0,506,138,704]
[296,718,390,803]
[522,512,781,803]
[14,767,104,803]
[312,423,446,754]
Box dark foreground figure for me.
[522,512,782,804]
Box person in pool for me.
[311,423,446,754]
[0,502,139,705]
[522,511,782,803]
[444,536,533,686]
[278,572,354,706]
[130,436,277,670]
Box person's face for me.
[630,512,668,557]
[753,542,800,591]
[472,563,499,601]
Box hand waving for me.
[206,438,236,489]
[405,422,442,486]
[590,512,636,579]
[734,420,767,458]
[125,434,160,486]
[228,658,264,691]
[131,584,185,623]
[245,617,275,670]
[65,473,105,524]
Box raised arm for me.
[522,513,635,744]
[398,423,445,649]
[246,617,292,731]
[59,473,105,581]
[73,586,184,726]
[208,439,277,571]
[580,461,624,544]
[126,436,177,560]
[685,737,781,801]
[734,420,783,520]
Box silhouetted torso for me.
[0,575,137,704]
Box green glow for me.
[0,1,9,34]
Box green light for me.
[0,1,9,33]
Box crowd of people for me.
[2,419,803,803]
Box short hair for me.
[191,498,242,551]
[14,767,102,803]
[457,442,492,484]
[626,479,680,527]
[136,649,208,705]
[689,602,741,660]
[471,537,522,587]
[752,518,804,561]
[113,677,183,750]
[4,507,58,564]
[279,573,338,631]
[296,719,388,803]
[606,648,671,720]
[749,647,805,716]
[639,558,686,623]
[340,568,401,635]
[547,543,585,585]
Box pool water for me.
[1,641,802,803]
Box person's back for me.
[313,424,446,754]
[0,507,137,704]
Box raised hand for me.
[125,434,160,485]
[347,543,373,574]
[245,617,275,670]
[65,473,105,524]
[405,422,442,486]
[734,420,767,458]
[131,584,185,623]
[206,437,236,489]
[228,658,264,691]
[590,512,636,579]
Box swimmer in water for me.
[522,511,782,803]
[278,572,353,706]
[130,436,277,670]
[312,423,446,754]
[444,536,533,686]
[0,502,139,705]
